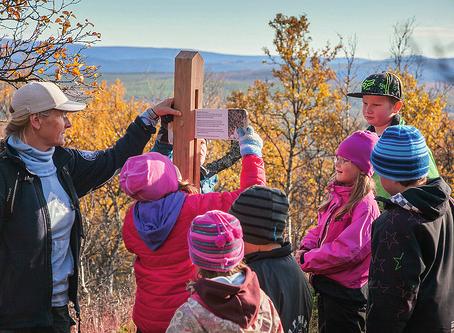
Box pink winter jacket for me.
[122,155,265,333]
[300,184,380,289]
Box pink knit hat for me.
[188,210,244,273]
[336,130,379,177]
[120,152,180,201]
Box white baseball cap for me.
[10,82,86,119]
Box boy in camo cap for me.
[347,72,439,199]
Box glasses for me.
[334,156,351,165]
[38,110,70,121]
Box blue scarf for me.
[7,135,57,177]
[133,191,187,251]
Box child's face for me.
[380,177,400,196]
[362,95,399,128]
[334,156,361,186]
[200,139,207,165]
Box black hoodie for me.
[245,242,312,333]
[367,177,454,333]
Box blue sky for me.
[76,0,454,59]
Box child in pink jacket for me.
[120,127,265,333]
[298,131,380,333]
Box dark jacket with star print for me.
[367,177,454,333]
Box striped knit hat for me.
[370,125,430,181]
[188,210,244,273]
[229,185,288,245]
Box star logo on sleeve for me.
[372,253,386,273]
[380,231,398,250]
[393,252,404,271]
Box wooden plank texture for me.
[173,51,204,189]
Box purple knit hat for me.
[120,152,180,201]
[188,210,244,273]
[336,130,379,176]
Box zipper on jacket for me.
[318,204,339,247]
[33,177,54,310]
[9,172,20,215]
[318,218,332,248]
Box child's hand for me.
[295,249,306,265]
[237,126,263,157]
[155,115,173,144]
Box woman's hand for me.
[152,98,181,117]
[140,98,181,127]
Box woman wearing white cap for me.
[0,81,180,333]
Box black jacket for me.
[367,178,454,333]
[0,117,154,329]
[244,242,313,333]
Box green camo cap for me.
[347,72,403,100]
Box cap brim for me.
[346,92,364,98]
[347,92,402,100]
[55,100,86,112]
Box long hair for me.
[319,173,375,220]
[178,180,199,194]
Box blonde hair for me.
[319,173,375,220]
[4,109,51,138]
[5,107,30,137]
[178,180,199,194]
[187,262,248,292]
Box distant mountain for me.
[77,46,271,73]
[75,46,454,83]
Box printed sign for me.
[195,108,248,140]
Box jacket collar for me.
[329,183,353,201]
[378,178,451,221]
[53,146,72,169]
[1,137,72,172]
[244,242,292,263]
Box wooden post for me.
[173,51,204,189]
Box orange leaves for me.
[1,1,100,89]
[66,80,148,152]
[53,48,67,59]
[5,5,21,20]
[62,20,71,34]
[227,14,347,243]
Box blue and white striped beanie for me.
[370,125,430,181]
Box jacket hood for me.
[133,191,186,251]
[193,266,261,328]
[394,177,452,220]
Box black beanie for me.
[229,185,289,245]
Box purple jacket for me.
[300,184,380,289]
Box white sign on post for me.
[195,108,248,140]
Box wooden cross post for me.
[173,51,204,190]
